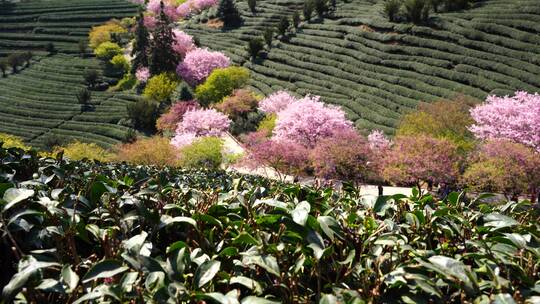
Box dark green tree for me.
[247,0,256,14]
[404,0,430,24]
[131,12,150,74]
[78,39,88,58]
[383,0,402,22]
[149,2,179,75]
[248,38,264,61]
[7,53,22,73]
[45,42,56,54]
[0,59,6,77]
[84,69,99,88]
[314,0,328,18]
[303,0,314,21]
[277,16,290,38]
[292,11,301,29]
[217,0,243,27]
[263,28,274,48]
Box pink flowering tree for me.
[176,48,230,86]
[470,91,540,151]
[310,129,375,183]
[172,29,195,57]
[368,130,391,151]
[135,67,150,82]
[382,135,461,191]
[258,90,297,114]
[143,15,158,30]
[171,108,231,148]
[272,95,354,148]
[462,139,540,202]
[243,139,309,180]
[156,100,200,133]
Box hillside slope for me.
[0,0,140,148]
[183,0,540,133]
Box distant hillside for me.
[0,0,140,148]
[183,0,540,134]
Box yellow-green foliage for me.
[88,20,127,49]
[94,42,123,60]
[110,54,130,72]
[143,73,180,102]
[111,73,136,91]
[0,133,31,150]
[54,141,113,162]
[257,113,276,137]
[116,136,179,167]
[195,67,250,106]
[178,137,223,169]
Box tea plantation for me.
[0,0,141,148]
[183,0,540,133]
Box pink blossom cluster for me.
[258,90,297,114]
[143,15,157,29]
[368,130,391,151]
[176,0,218,18]
[469,91,540,151]
[135,67,151,82]
[176,48,231,86]
[147,0,180,20]
[171,108,231,148]
[272,95,354,148]
[157,101,200,132]
[172,29,196,57]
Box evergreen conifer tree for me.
[131,12,150,74]
[149,1,179,74]
[217,0,243,27]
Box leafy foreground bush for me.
[0,146,540,303]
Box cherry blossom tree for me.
[156,100,200,132]
[172,30,195,57]
[135,67,150,82]
[272,95,354,148]
[171,108,231,148]
[258,90,297,113]
[368,130,391,151]
[382,135,461,190]
[462,139,540,202]
[176,48,230,85]
[470,91,540,151]
[310,129,375,183]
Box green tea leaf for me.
[82,260,128,283]
[194,260,221,288]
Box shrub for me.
[43,135,67,151]
[156,100,201,133]
[20,51,32,67]
[143,72,180,102]
[383,0,402,22]
[469,91,540,152]
[258,90,297,113]
[94,42,123,60]
[176,48,231,86]
[382,135,461,189]
[76,88,91,106]
[273,95,353,148]
[257,114,276,137]
[127,99,160,131]
[110,54,130,73]
[116,136,179,166]
[178,136,224,169]
[111,73,137,91]
[194,66,250,106]
[7,53,23,73]
[88,20,126,49]
[217,0,242,27]
[45,42,56,54]
[247,38,264,61]
[83,69,99,87]
[310,129,375,182]
[462,140,540,201]
[54,141,113,162]
[214,89,258,118]
[0,133,31,150]
[313,0,327,17]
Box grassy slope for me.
[183,0,540,134]
[0,0,141,148]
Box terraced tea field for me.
[0,0,140,148]
[184,0,540,133]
